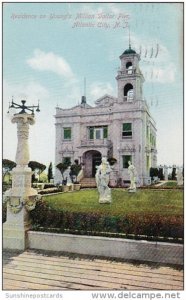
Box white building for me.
[54,45,157,186]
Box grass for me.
[43,188,183,217]
[161,181,181,188]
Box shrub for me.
[48,162,54,182]
[158,168,164,180]
[2,182,11,193]
[30,199,184,241]
[43,184,56,189]
[38,188,59,195]
[70,160,81,183]
[2,203,7,223]
[150,167,159,178]
[56,158,71,181]
[172,167,177,180]
[107,157,117,166]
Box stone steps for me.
[80,177,97,188]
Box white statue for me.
[95,157,112,204]
[66,166,73,186]
[177,167,183,186]
[128,161,137,192]
[164,165,168,181]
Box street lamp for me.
[3,98,41,250]
[7,98,40,115]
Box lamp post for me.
[3,99,41,250]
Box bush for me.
[150,167,159,178]
[3,203,7,223]
[172,168,177,180]
[70,160,81,183]
[158,168,164,180]
[44,184,56,189]
[30,199,183,241]
[2,183,11,193]
[107,157,117,166]
[38,188,59,195]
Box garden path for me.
[3,250,183,290]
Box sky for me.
[3,2,183,170]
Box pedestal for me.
[3,113,39,250]
[109,170,118,187]
[3,207,31,250]
[3,167,39,250]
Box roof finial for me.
[84,77,86,98]
[129,25,131,49]
[81,77,86,104]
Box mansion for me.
[54,45,157,186]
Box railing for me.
[123,96,133,102]
[145,146,157,154]
[81,139,112,147]
[117,69,137,76]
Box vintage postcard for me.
[2,1,184,299]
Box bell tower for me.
[116,44,145,103]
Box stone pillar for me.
[164,165,168,181]
[3,113,40,250]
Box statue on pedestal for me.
[128,161,137,192]
[177,167,183,186]
[95,157,112,204]
[164,165,168,181]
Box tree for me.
[28,161,46,182]
[70,160,82,183]
[107,157,117,166]
[158,168,164,180]
[2,159,16,182]
[172,167,177,180]
[47,162,53,182]
[150,167,159,179]
[56,158,71,182]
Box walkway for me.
[3,250,183,290]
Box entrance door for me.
[92,154,102,177]
[83,150,102,177]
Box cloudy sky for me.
[3,2,183,169]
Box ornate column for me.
[3,113,40,250]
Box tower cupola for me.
[116,44,144,103]
[122,45,136,55]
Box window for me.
[126,62,133,74]
[154,137,156,147]
[151,135,156,147]
[146,126,149,139]
[124,83,134,101]
[63,157,71,164]
[64,127,71,140]
[89,127,94,139]
[95,128,101,139]
[88,126,108,140]
[103,126,108,139]
[122,123,132,138]
[150,133,152,144]
[123,155,132,168]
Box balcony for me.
[123,96,133,102]
[151,147,157,154]
[145,146,157,154]
[117,69,137,76]
[80,139,112,148]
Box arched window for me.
[126,62,133,74]
[124,83,134,102]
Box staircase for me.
[80,177,97,188]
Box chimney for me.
[81,95,86,104]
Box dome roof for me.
[122,45,136,55]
